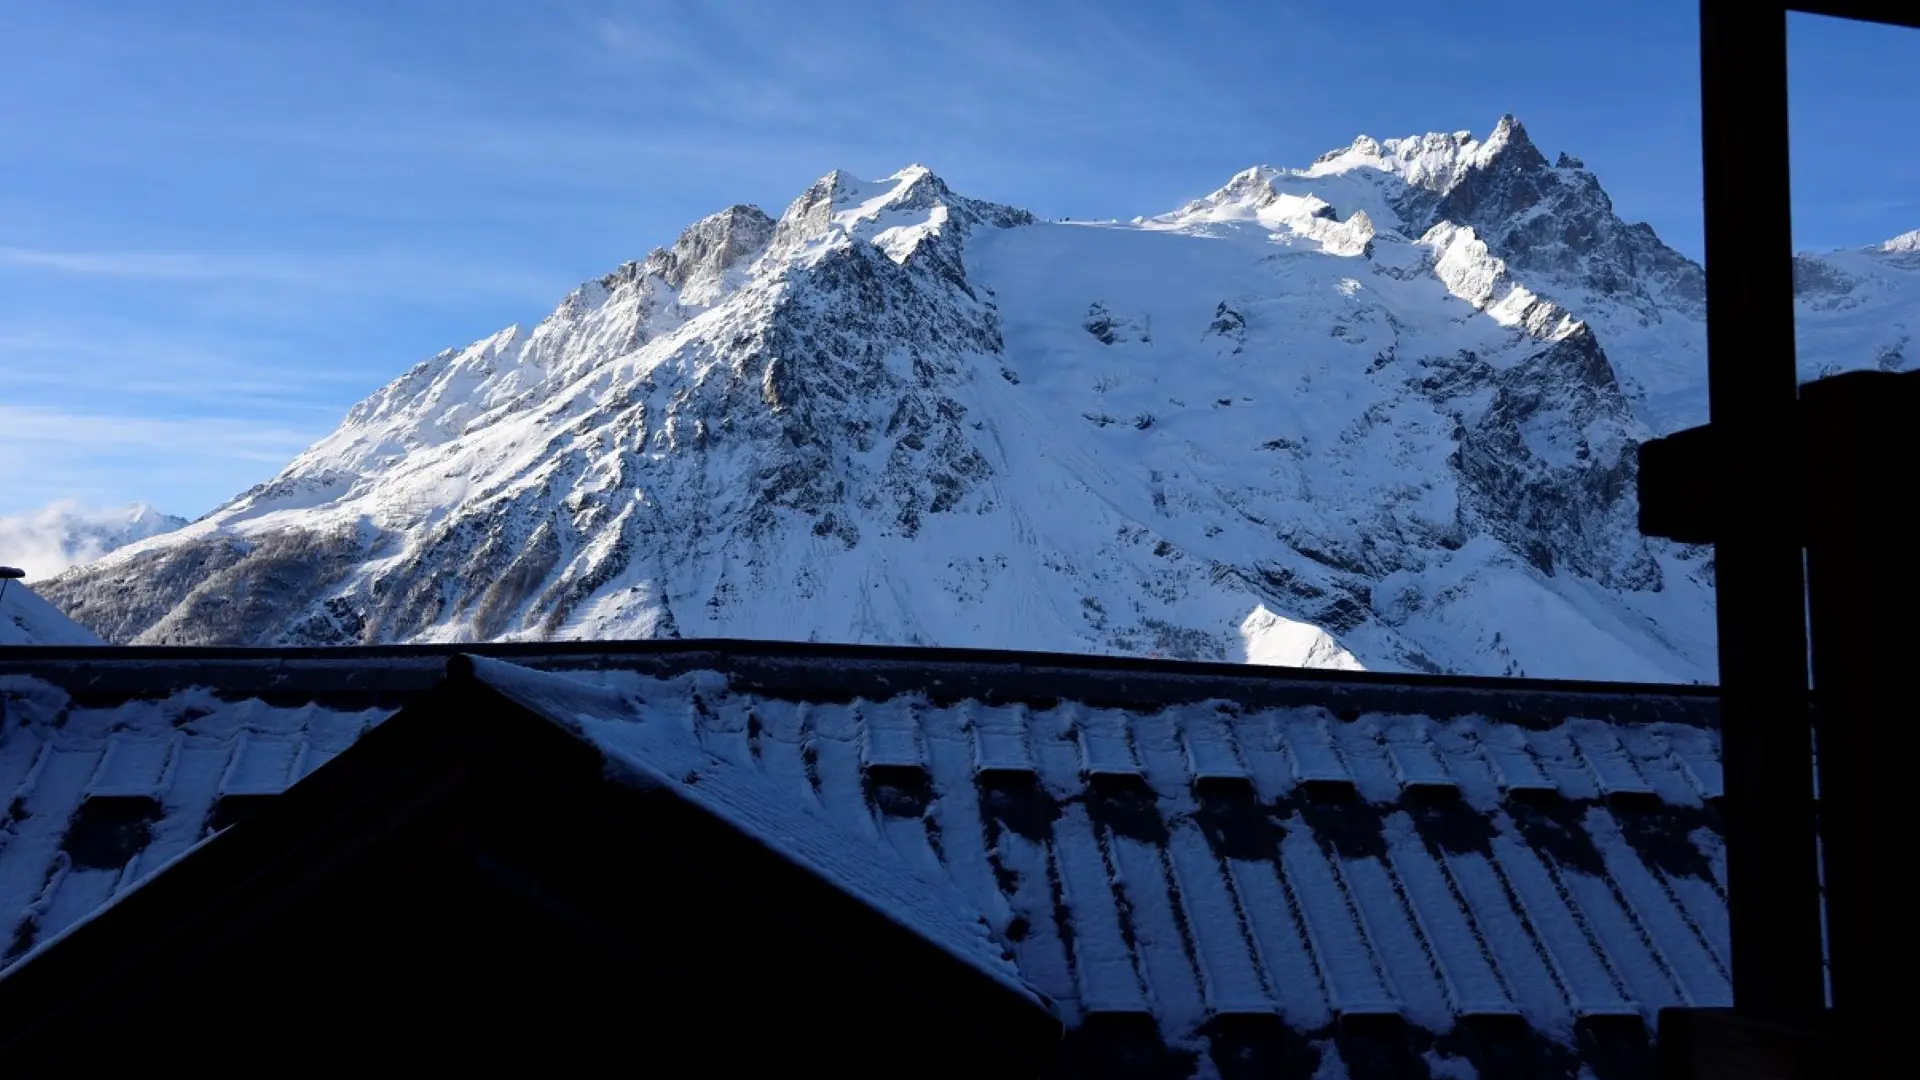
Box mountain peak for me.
[1271,117,1706,333]
[1472,113,1549,176]
[1299,115,1547,193]
[1487,113,1532,149]
[1175,166,1283,217]
[1155,165,1380,255]
[1223,165,1283,195]
[1880,228,1920,254]
[704,203,776,229]
[766,164,1031,264]
[648,203,776,294]
[768,171,852,255]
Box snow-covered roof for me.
[458,654,1036,1005]
[0,579,104,646]
[0,644,1725,1077]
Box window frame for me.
[1696,0,1920,1037]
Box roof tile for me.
[1176,706,1249,783]
[1274,713,1357,799]
[858,698,926,772]
[1568,721,1660,802]
[83,736,174,799]
[1073,705,1144,780]
[1382,718,1459,796]
[1479,726,1559,797]
[217,735,304,797]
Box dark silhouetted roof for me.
[0,641,1726,1077]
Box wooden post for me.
[1656,5,1920,1074]
[1696,0,1827,1026]
[1800,370,1919,1080]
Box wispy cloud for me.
[0,327,391,417]
[0,404,317,461]
[0,246,235,280]
[0,403,322,518]
[0,499,184,581]
[0,244,556,301]
[1835,197,1915,219]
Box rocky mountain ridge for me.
[37,118,1915,681]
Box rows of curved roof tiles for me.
[0,643,1725,1079]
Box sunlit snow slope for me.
[40,119,1916,681]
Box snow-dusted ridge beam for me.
[0,638,1720,725]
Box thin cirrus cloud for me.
[0,330,370,413]
[0,403,320,518]
[0,403,316,460]
[0,244,556,300]
[567,1,1217,161]
[0,246,237,280]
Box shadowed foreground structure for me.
[0,641,1728,1078]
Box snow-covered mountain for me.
[1,577,104,646]
[0,501,187,582]
[37,117,1916,681]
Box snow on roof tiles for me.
[0,651,1726,1075]
[458,655,1039,1008]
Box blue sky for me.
[1,1,1914,519]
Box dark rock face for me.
[648,204,777,290]
[750,236,1001,545]
[1439,327,1660,589]
[1086,303,1121,344]
[1397,116,1706,316]
[1205,303,1248,353]
[1792,253,1870,311]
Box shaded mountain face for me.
[37,121,1915,681]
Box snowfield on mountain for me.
[37,116,1915,681]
